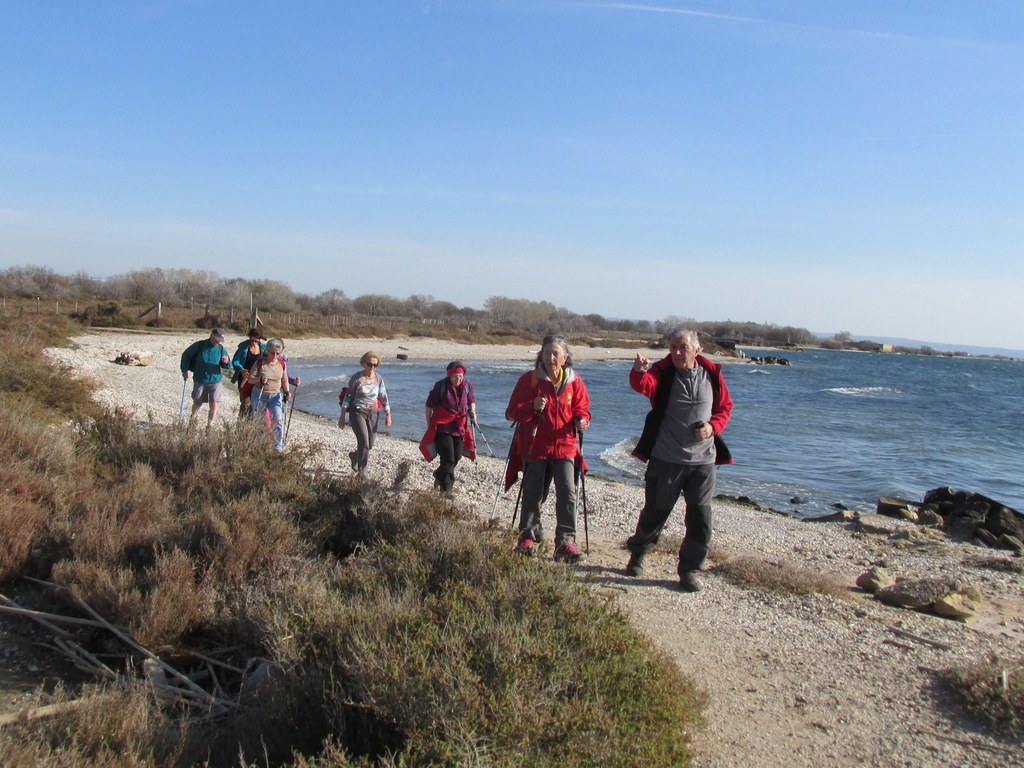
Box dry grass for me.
[711,546,853,600]
[943,657,1024,741]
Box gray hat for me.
[210,328,226,343]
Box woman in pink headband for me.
[420,360,478,492]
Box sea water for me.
[288,348,1024,518]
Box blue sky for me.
[2,1,1023,350]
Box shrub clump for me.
[0,319,706,767]
[943,658,1024,740]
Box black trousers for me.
[626,457,716,575]
[433,432,463,492]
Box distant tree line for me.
[1,264,816,344]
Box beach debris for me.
[113,350,155,366]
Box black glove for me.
[283,391,290,403]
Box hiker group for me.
[180,327,299,452]
[180,328,733,591]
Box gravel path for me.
[37,330,1024,767]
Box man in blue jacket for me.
[180,328,231,430]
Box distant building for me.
[881,343,894,353]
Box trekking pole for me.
[490,423,517,520]
[178,378,188,422]
[475,422,496,456]
[510,480,524,529]
[576,430,589,553]
[283,385,299,445]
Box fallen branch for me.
[53,637,120,681]
[0,601,106,632]
[887,626,953,651]
[24,579,237,715]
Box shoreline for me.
[43,330,1024,767]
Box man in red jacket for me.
[625,329,733,592]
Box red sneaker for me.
[554,542,585,564]
[514,536,535,557]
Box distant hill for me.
[817,333,1024,359]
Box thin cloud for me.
[577,2,976,46]
[579,2,762,25]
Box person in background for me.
[180,328,231,431]
[421,360,477,492]
[338,351,392,474]
[246,337,291,452]
[624,329,734,592]
[232,327,265,417]
[505,334,590,563]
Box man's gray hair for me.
[668,329,701,350]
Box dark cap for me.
[210,328,226,342]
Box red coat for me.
[503,365,591,491]
[419,406,477,462]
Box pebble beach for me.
[46,329,1024,768]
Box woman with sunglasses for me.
[338,351,392,474]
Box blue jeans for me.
[253,391,285,450]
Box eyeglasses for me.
[366,362,379,368]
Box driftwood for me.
[886,626,953,651]
[10,579,238,718]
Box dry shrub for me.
[51,559,146,629]
[713,548,852,600]
[185,493,300,586]
[0,495,49,580]
[134,548,213,649]
[0,318,100,421]
[61,463,176,569]
[0,393,86,507]
[0,681,192,768]
[943,657,1024,740]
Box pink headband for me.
[448,367,466,375]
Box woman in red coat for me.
[505,335,591,563]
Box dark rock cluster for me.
[875,487,1023,553]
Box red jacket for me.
[419,406,477,462]
[629,354,734,464]
[506,365,591,461]
[503,365,591,490]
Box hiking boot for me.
[514,536,535,557]
[677,571,703,593]
[625,553,644,578]
[554,542,585,564]
[349,451,358,471]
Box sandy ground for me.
[25,330,1024,766]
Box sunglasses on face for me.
[365,362,379,368]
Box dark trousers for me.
[626,458,716,575]
[518,458,577,547]
[432,432,463,492]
